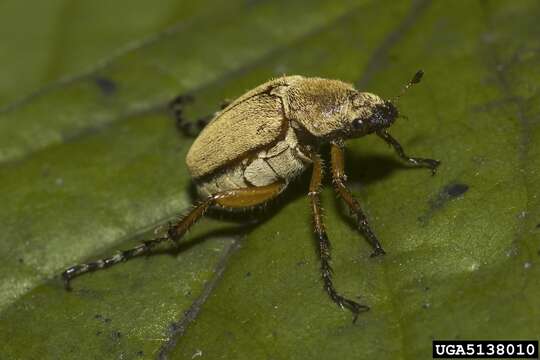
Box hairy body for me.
[187,75,389,196]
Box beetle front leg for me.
[376,129,440,175]
[330,143,386,257]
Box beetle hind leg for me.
[61,196,215,290]
[62,182,284,290]
[309,153,369,322]
[61,235,169,290]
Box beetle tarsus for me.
[309,154,370,320]
[426,158,441,175]
[169,94,228,137]
[341,298,370,324]
[377,130,441,175]
[62,268,76,291]
[61,236,169,290]
[370,247,386,257]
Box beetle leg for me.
[169,94,196,136]
[308,153,369,322]
[376,129,440,175]
[219,99,231,110]
[169,95,226,136]
[62,183,283,290]
[62,235,169,291]
[330,143,386,257]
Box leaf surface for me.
[1,1,539,359]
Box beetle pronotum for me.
[63,71,439,321]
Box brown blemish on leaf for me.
[94,76,117,96]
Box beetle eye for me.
[352,118,364,130]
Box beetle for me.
[63,71,440,321]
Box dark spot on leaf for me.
[94,76,117,96]
[245,271,251,277]
[418,182,469,225]
[430,182,468,209]
[446,183,469,197]
[136,351,144,357]
[18,258,24,264]
[536,223,540,229]
[96,331,102,336]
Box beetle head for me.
[345,92,398,137]
[343,70,423,139]
[286,71,422,141]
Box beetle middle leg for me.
[376,129,440,174]
[330,143,386,257]
[62,182,283,290]
[308,153,369,322]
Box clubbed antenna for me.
[393,69,424,104]
[411,69,424,84]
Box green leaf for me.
[0,0,217,107]
[1,0,540,359]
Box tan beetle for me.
[63,71,439,321]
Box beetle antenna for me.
[393,69,423,104]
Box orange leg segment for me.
[330,143,385,257]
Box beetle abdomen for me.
[196,127,311,197]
